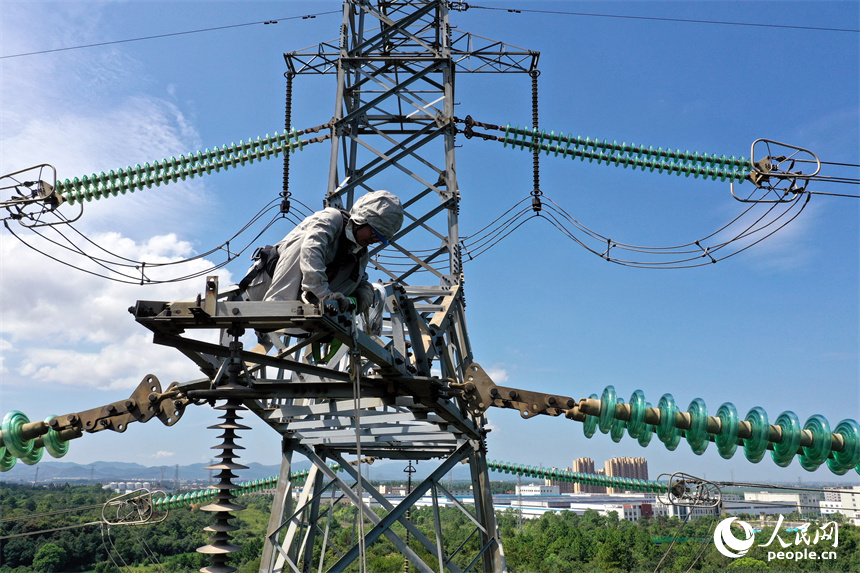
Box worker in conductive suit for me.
[241,190,404,315]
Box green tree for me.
[726,556,769,570]
[594,528,632,572]
[31,543,66,573]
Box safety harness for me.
[238,210,365,293]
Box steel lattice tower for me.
[130,2,537,572]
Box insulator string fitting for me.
[55,124,330,205]
[578,386,860,475]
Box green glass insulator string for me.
[828,420,860,475]
[501,124,751,169]
[487,122,752,182]
[598,385,617,434]
[0,410,72,472]
[582,393,599,438]
[577,386,860,476]
[151,464,341,511]
[610,398,627,443]
[626,390,647,439]
[715,402,740,460]
[657,394,682,451]
[55,127,323,205]
[636,402,655,448]
[486,460,670,494]
[686,398,709,455]
[744,406,769,463]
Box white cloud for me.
[0,232,232,343]
[0,3,235,396]
[0,338,10,374]
[484,366,508,384]
[1,3,211,241]
[1,231,231,391]
[18,332,199,391]
[710,194,819,273]
[152,450,176,459]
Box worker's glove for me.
[353,283,375,314]
[322,291,355,313]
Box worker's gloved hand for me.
[322,291,355,312]
[353,283,375,314]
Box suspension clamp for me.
[656,472,722,508]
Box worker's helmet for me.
[349,190,404,245]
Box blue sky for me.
[1,1,858,487]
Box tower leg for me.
[469,444,507,573]
[260,439,294,573]
[268,463,322,573]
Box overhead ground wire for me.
[5,4,854,62]
[457,4,860,34]
[1,11,342,59]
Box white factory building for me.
[821,485,860,526]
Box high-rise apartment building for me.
[572,457,602,493]
[603,456,649,493]
[543,467,578,493]
[543,456,650,495]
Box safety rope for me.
[350,310,368,573]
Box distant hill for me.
[0,458,500,486]
[0,460,284,485]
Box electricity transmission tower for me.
[3,3,858,573]
[129,2,537,572]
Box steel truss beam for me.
[131,272,501,570]
[262,441,503,573]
